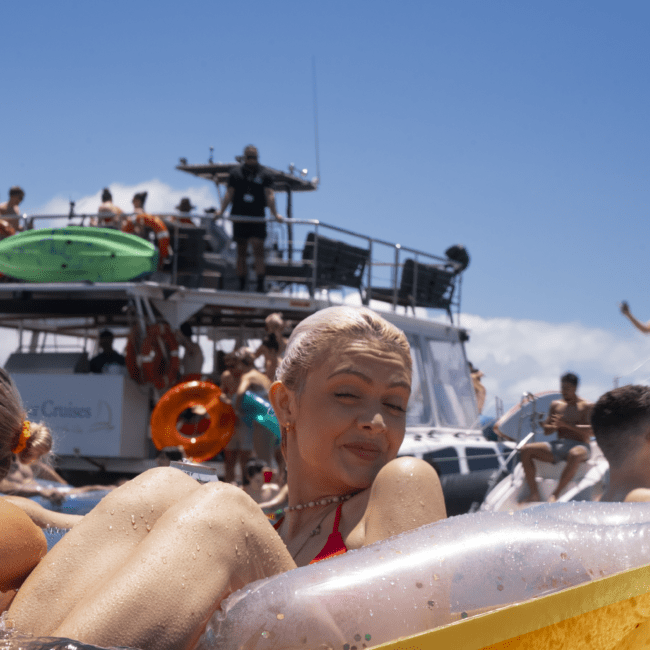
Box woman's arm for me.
[362,456,446,545]
[2,496,83,529]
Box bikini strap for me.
[332,502,343,534]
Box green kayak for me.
[0,226,158,282]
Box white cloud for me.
[34,179,219,220]
[462,313,650,416]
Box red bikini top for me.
[274,502,348,564]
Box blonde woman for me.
[9,306,446,650]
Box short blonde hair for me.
[277,306,411,394]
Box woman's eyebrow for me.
[327,368,410,390]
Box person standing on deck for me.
[0,186,25,231]
[95,188,124,228]
[89,330,126,375]
[214,145,284,292]
[131,192,147,215]
[519,372,593,503]
[175,322,204,381]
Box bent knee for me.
[194,481,261,514]
[567,447,589,461]
[97,467,200,514]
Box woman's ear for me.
[269,381,295,423]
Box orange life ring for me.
[121,214,169,269]
[150,380,236,461]
[141,322,180,390]
[124,326,146,385]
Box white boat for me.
[481,390,610,511]
[0,154,512,513]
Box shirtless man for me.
[220,347,272,483]
[0,186,24,231]
[175,322,204,380]
[520,373,593,502]
[592,384,650,502]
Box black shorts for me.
[233,218,267,242]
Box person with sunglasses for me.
[215,145,283,292]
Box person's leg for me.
[549,445,590,501]
[223,449,238,483]
[251,237,265,291]
[8,468,202,636]
[235,239,248,290]
[53,481,295,650]
[519,443,554,502]
[238,449,253,482]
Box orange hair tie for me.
[12,421,31,454]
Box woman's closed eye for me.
[334,391,359,400]
[383,400,407,413]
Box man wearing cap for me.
[89,330,126,374]
[215,145,283,292]
[0,186,25,231]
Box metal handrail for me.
[16,213,464,317]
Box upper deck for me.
[0,211,479,457]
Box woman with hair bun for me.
[131,191,147,214]
[1,421,66,505]
[9,306,447,650]
[1,421,112,504]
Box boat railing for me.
[12,213,467,321]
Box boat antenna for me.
[312,56,321,186]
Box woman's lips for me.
[343,442,381,460]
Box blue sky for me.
[3,1,650,412]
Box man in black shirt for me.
[215,145,283,292]
[89,329,126,374]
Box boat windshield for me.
[404,331,477,430]
[405,334,430,427]
[427,338,477,429]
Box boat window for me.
[422,447,460,475]
[427,338,477,429]
[465,447,501,471]
[405,334,431,426]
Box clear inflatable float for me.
[3,503,650,650]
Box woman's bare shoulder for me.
[624,488,650,502]
[361,456,446,545]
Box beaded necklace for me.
[283,492,355,513]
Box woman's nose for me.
[360,410,387,432]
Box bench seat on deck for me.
[368,258,457,314]
[266,232,369,296]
